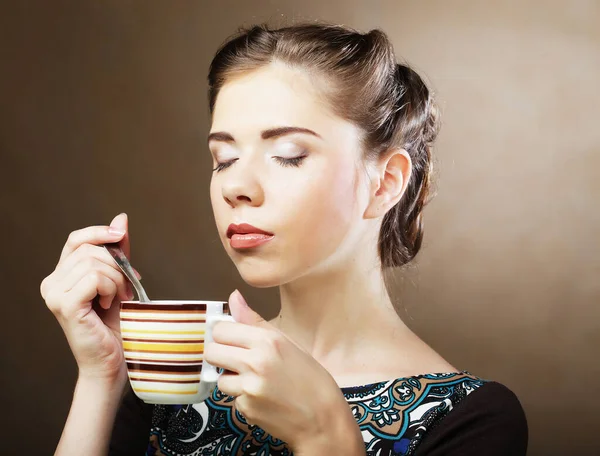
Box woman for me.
[41,23,528,456]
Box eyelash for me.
[212,155,307,173]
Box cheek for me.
[210,179,226,231]
[209,181,217,211]
[280,157,360,269]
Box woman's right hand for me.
[40,213,139,385]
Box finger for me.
[204,342,249,373]
[58,258,132,303]
[59,224,126,264]
[54,243,122,283]
[227,289,269,330]
[211,321,268,349]
[109,213,131,260]
[132,267,142,280]
[217,371,243,397]
[60,242,141,281]
[233,396,256,426]
[62,271,119,318]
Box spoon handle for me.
[102,243,150,302]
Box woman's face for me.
[208,62,373,288]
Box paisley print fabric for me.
[146,371,486,456]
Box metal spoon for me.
[103,242,150,302]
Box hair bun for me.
[394,64,440,151]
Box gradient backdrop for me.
[1,1,598,455]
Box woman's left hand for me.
[203,289,365,455]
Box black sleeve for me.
[108,384,154,456]
[414,381,528,456]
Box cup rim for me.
[121,300,228,304]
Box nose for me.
[220,157,265,208]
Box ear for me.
[363,148,412,219]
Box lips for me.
[226,223,274,239]
[227,223,275,250]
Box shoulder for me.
[415,380,528,456]
[456,380,528,428]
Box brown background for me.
[1,1,598,455]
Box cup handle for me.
[201,314,236,383]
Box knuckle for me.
[82,256,98,271]
[44,289,62,314]
[216,375,226,392]
[40,276,50,298]
[242,375,265,398]
[216,370,234,392]
[243,409,257,423]
[249,353,271,377]
[65,230,79,248]
[77,243,96,260]
[239,356,252,372]
[81,242,96,255]
[66,230,76,243]
[235,396,256,422]
[87,270,103,285]
[263,331,283,354]
[234,397,247,415]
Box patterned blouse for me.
[109,370,527,455]
[117,371,516,456]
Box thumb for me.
[228,289,269,328]
[109,212,131,259]
[109,212,128,232]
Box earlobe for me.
[364,148,412,219]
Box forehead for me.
[210,62,338,135]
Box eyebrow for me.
[207,126,321,144]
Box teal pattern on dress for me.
[146,371,486,456]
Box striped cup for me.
[119,300,233,404]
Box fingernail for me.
[127,284,134,300]
[108,227,126,236]
[133,268,142,279]
[234,289,248,307]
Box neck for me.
[271,246,408,370]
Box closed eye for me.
[212,155,307,173]
[274,156,306,167]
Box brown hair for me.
[208,23,440,270]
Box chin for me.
[236,268,284,288]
